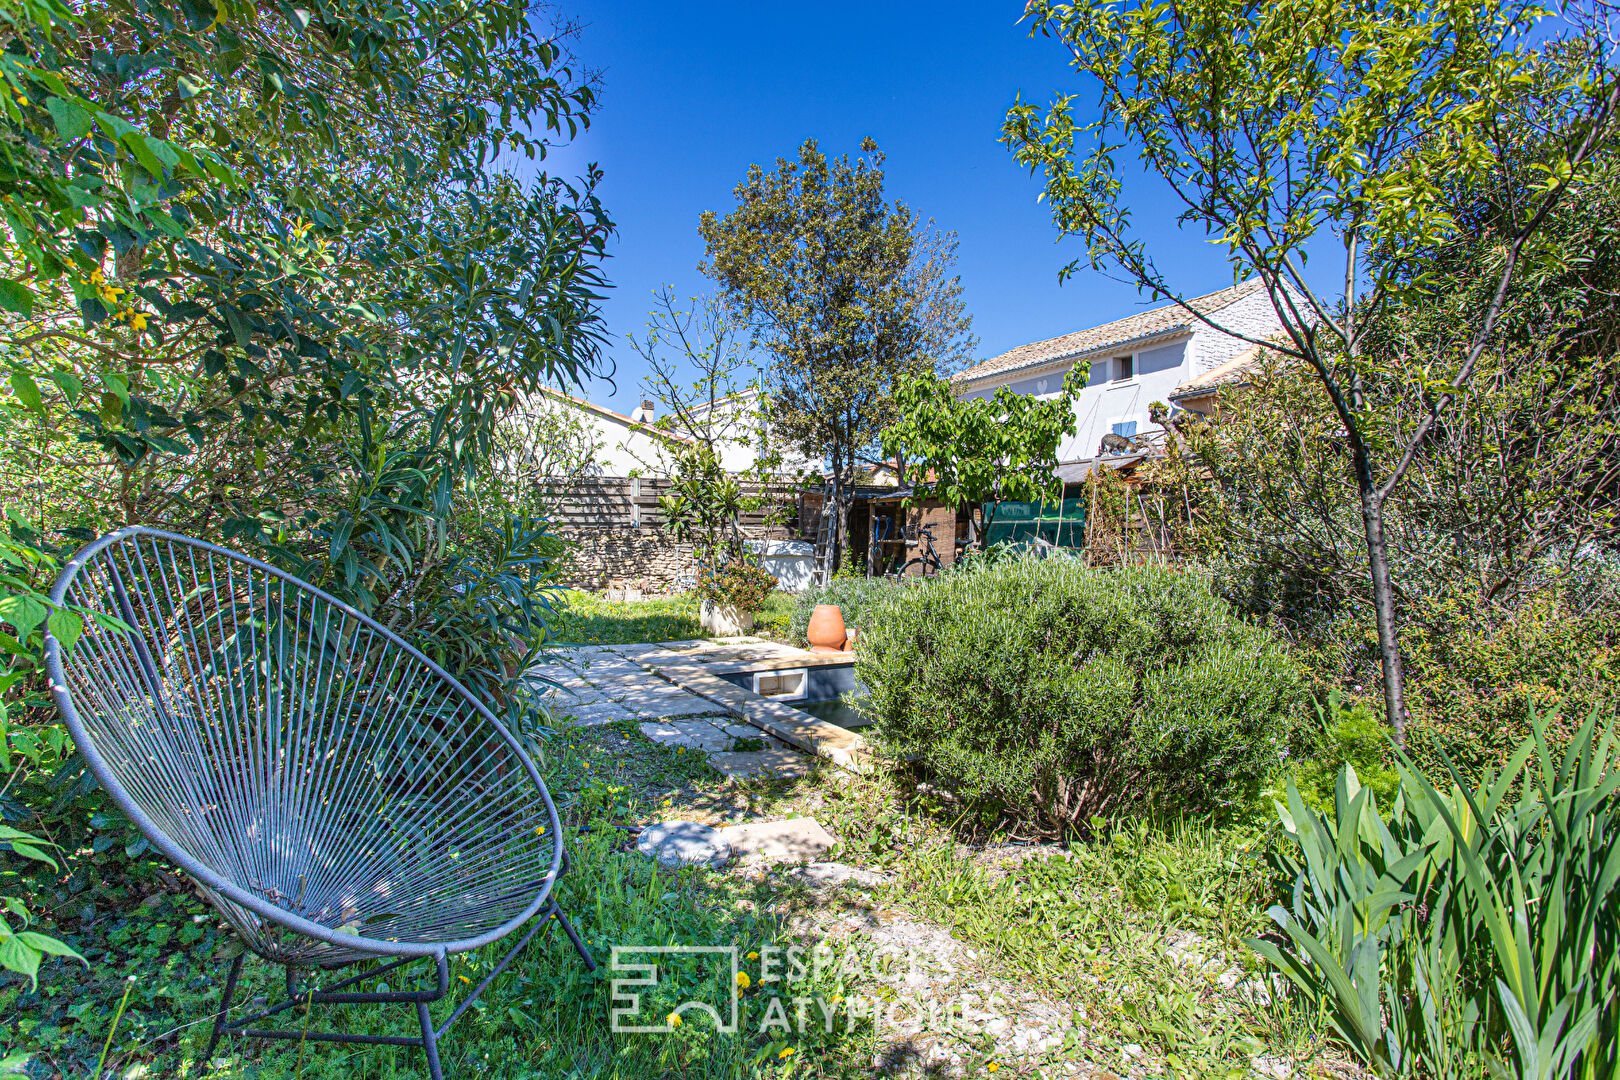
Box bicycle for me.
[893,524,945,578]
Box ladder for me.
[812,488,836,588]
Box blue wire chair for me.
[44,526,593,1079]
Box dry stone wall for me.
[551,524,789,593]
[551,526,697,592]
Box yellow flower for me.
[89,267,104,285]
[534,825,546,835]
[666,1011,682,1027]
[830,995,842,1004]
[735,971,751,989]
[129,313,148,331]
[458,974,470,984]
[778,1047,794,1059]
[747,951,759,960]
[987,1064,998,1074]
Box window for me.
[1111,420,1138,438]
[1114,355,1134,381]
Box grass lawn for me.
[545,590,796,646]
[4,590,1345,1078]
[4,713,1344,1079]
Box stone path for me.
[525,638,834,779]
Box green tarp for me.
[983,498,1087,549]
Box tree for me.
[699,138,975,571]
[626,288,787,578]
[882,368,1084,546]
[1005,0,1620,742]
[628,287,777,470]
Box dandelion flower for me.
[747,950,759,960]
[987,1064,998,1074]
[736,971,751,989]
[458,975,470,984]
[666,1011,682,1027]
[778,1047,794,1059]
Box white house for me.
[953,279,1286,466]
[522,388,691,477]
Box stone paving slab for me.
[719,817,836,862]
[639,718,733,752]
[563,701,638,727]
[617,683,731,719]
[708,749,813,780]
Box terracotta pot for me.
[806,604,847,651]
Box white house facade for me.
[953,279,1286,465]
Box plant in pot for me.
[695,560,778,635]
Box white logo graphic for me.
[609,945,740,1033]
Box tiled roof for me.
[539,387,694,443]
[956,279,1264,383]
[1172,344,1274,396]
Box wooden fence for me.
[532,476,800,531]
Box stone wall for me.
[552,524,791,593]
[552,526,697,592]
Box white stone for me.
[790,862,889,888]
[636,821,730,869]
[718,817,836,863]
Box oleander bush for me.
[856,559,1308,830]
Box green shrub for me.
[856,560,1309,830]
[1289,690,1400,810]
[1399,583,1620,784]
[788,576,908,646]
[694,560,777,613]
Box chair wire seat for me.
[45,527,591,1077]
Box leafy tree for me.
[699,137,975,570]
[0,0,613,984]
[1005,0,1620,742]
[882,368,1084,546]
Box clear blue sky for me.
[521,1,1256,414]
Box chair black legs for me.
[203,901,594,1077]
[417,1001,444,1080]
[204,950,246,1062]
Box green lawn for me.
[1,724,872,1079]
[544,590,795,646]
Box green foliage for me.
[856,560,1309,830]
[1255,712,1620,1078]
[1007,0,1619,736]
[693,560,777,615]
[1290,691,1401,811]
[787,575,907,646]
[882,367,1084,545]
[659,443,781,570]
[699,137,975,568]
[1399,579,1620,785]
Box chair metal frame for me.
[45,526,594,1079]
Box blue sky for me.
[519,1,1257,414]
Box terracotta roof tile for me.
[956,279,1264,383]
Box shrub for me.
[788,576,908,646]
[694,560,777,613]
[1289,690,1400,810]
[856,560,1308,830]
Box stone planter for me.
[700,598,755,636]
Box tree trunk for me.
[1352,446,1408,745]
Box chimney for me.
[639,399,655,422]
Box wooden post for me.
[630,476,641,528]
